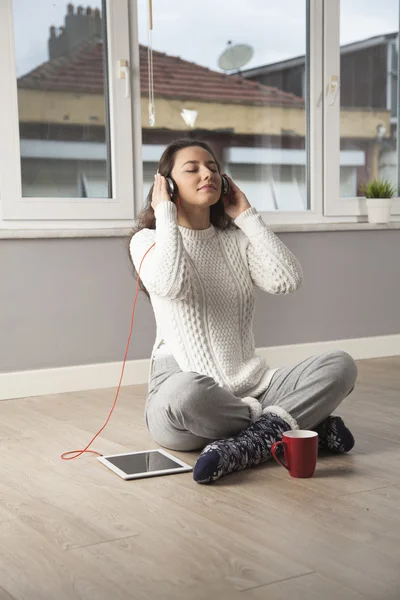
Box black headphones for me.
[165,174,230,200]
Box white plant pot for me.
[366,198,393,224]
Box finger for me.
[152,176,159,197]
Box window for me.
[137,0,318,220]
[1,0,399,230]
[324,0,400,217]
[15,1,112,200]
[0,0,136,222]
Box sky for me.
[12,0,399,77]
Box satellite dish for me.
[218,41,254,72]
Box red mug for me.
[271,430,318,478]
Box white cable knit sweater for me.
[130,201,303,398]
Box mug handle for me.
[271,441,289,470]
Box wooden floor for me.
[0,356,399,600]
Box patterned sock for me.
[193,406,298,484]
[314,415,355,453]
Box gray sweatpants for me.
[145,351,357,452]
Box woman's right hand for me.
[151,173,172,211]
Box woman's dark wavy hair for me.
[129,139,238,299]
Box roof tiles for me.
[18,41,303,107]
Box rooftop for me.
[18,41,304,107]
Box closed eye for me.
[186,169,218,173]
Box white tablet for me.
[97,449,193,480]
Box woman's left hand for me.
[222,176,252,220]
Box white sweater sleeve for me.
[129,201,190,299]
[234,207,303,295]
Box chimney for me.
[48,3,103,60]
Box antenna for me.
[218,41,254,73]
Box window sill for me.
[0,228,134,240]
[0,221,400,240]
[272,221,400,233]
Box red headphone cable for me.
[61,197,180,460]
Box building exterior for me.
[16,5,391,210]
[242,33,399,193]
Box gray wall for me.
[1,230,399,373]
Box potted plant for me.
[360,178,397,224]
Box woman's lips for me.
[199,185,217,191]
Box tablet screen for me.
[104,451,184,475]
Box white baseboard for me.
[1,334,399,401]
[257,334,400,367]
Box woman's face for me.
[170,146,222,207]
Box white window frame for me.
[323,0,400,218]
[387,37,398,124]
[0,0,140,225]
[263,0,324,224]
